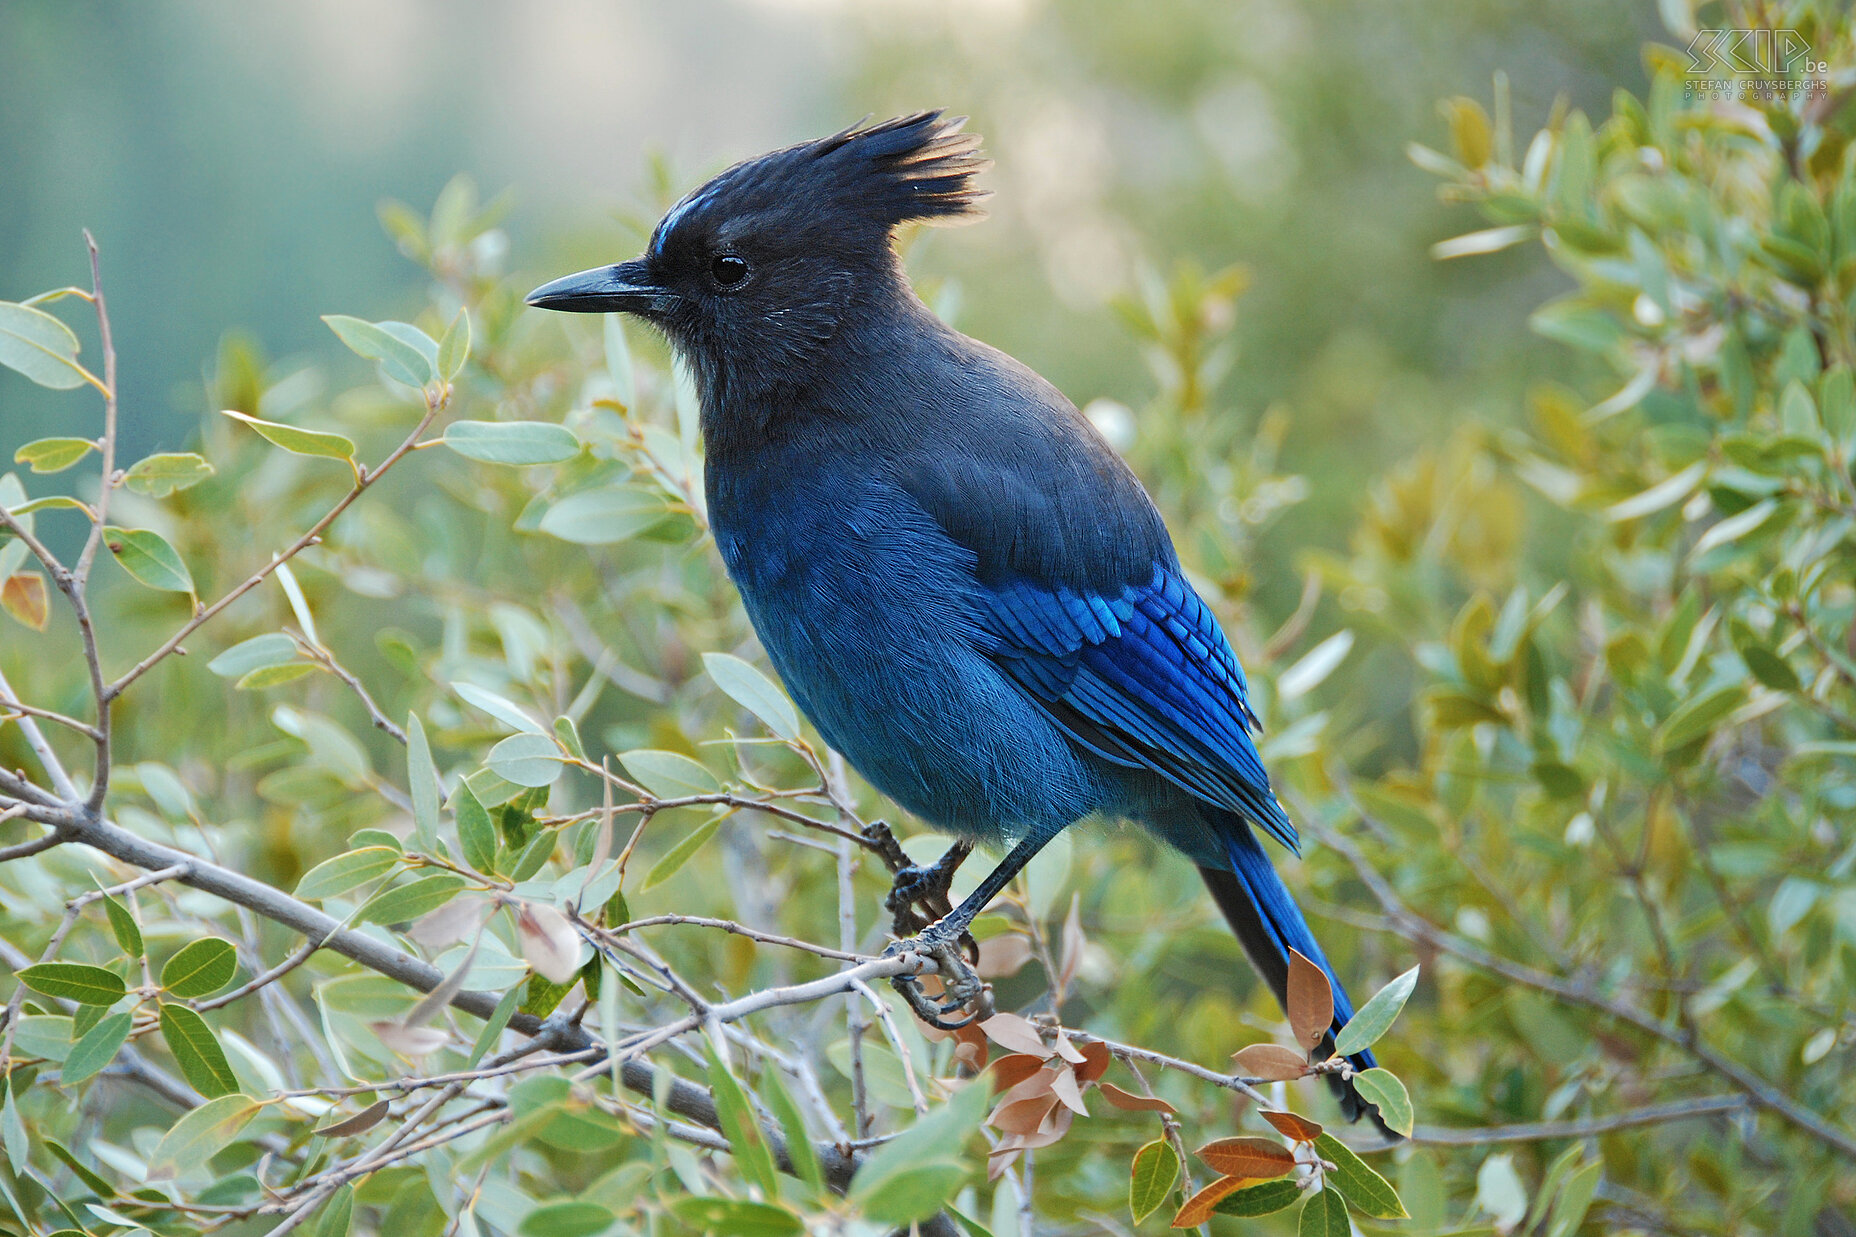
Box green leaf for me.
[322,314,434,388]
[1656,684,1747,753]
[1298,1188,1350,1237]
[668,1198,802,1237]
[14,437,95,473]
[407,714,441,851]
[18,963,126,1006]
[237,662,318,690]
[848,1071,990,1224]
[316,1186,355,1237]
[1313,1133,1405,1219]
[702,652,801,741]
[0,301,90,389]
[537,486,668,545]
[103,526,194,593]
[759,1065,824,1197]
[158,1003,240,1097]
[1546,1161,1602,1237]
[466,984,523,1069]
[60,1012,133,1087]
[1333,965,1419,1056]
[294,846,401,901]
[358,873,467,925]
[1351,1068,1414,1137]
[102,895,142,957]
[454,784,499,874]
[552,715,587,762]
[45,1137,116,1196]
[455,682,548,734]
[619,748,721,799]
[1741,645,1801,693]
[220,409,356,461]
[444,421,580,466]
[161,938,239,999]
[1213,1179,1303,1217]
[207,632,299,678]
[123,452,214,497]
[438,309,472,382]
[518,1201,615,1237]
[1129,1139,1180,1223]
[487,732,567,788]
[705,1041,779,1198]
[145,1092,259,1180]
[641,813,725,891]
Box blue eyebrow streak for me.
[652,186,714,257]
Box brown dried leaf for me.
[1196,1136,1296,1179]
[990,1092,1060,1135]
[313,1098,390,1138]
[1013,1102,1075,1149]
[1233,1043,1310,1082]
[1099,1081,1177,1114]
[1048,1064,1089,1115]
[515,901,582,984]
[370,1020,449,1058]
[976,932,1034,978]
[1171,1175,1251,1228]
[1286,948,1334,1051]
[987,1146,1021,1182]
[1,572,48,631]
[1058,892,1084,992]
[978,1012,1048,1057]
[952,1023,990,1070]
[995,1067,1060,1109]
[1075,1039,1112,1084]
[1050,1026,1086,1065]
[1259,1110,1324,1142]
[985,1052,1051,1094]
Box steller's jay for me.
[529,113,1388,1129]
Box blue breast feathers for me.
[977,567,1299,854]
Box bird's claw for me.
[886,927,993,1031]
[882,839,978,964]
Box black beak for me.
[525,258,678,314]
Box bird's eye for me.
[710,254,749,287]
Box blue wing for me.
[977,567,1299,854]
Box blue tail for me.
[1200,813,1390,1132]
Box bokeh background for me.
[3,0,1651,555]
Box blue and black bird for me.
[529,113,1388,1129]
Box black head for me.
[526,112,988,402]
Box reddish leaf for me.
[1048,1065,1089,1115]
[986,1054,1054,1096]
[1172,1176,1251,1228]
[1099,1082,1177,1114]
[1009,1102,1074,1150]
[995,1067,1060,1109]
[1196,1136,1296,1179]
[978,1012,1048,1056]
[1259,1110,1325,1142]
[976,933,1034,978]
[991,1092,1060,1135]
[1233,1043,1310,1082]
[1286,949,1334,1051]
[1,572,48,631]
[1075,1039,1113,1084]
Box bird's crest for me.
[801,111,992,229]
[651,112,990,258]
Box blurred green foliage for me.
[5,2,1856,1236]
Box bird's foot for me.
[882,840,976,958]
[885,922,993,1032]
